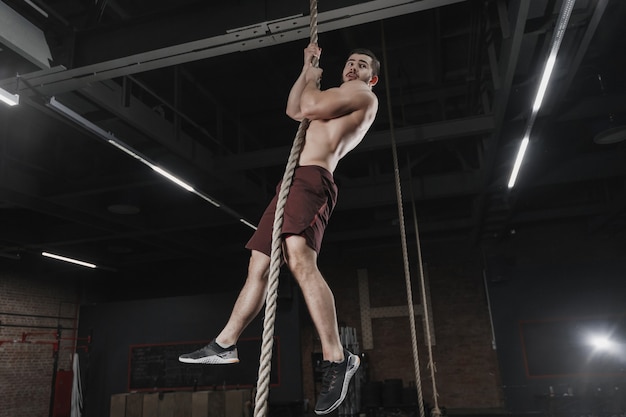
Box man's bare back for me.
[286,45,379,173]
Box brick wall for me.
[0,267,81,417]
[301,242,505,412]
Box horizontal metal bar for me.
[0,322,76,330]
[0,311,75,321]
[7,0,465,96]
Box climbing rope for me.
[408,161,441,416]
[253,1,319,417]
[381,20,441,417]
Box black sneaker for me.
[178,339,239,364]
[314,349,360,415]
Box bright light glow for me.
[47,96,255,228]
[42,252,97,269]
[532,55,557,112]
[48,103,197,195]
[589,335,614,351]
[586,332,620,355]
[507,0,576,189]
[239,218,257,230]
[107,140,153,166]
[150,165,195,192]
[0,87,19,106]
[508,136,529,188]
[47,102,196,194]
[112,139,215,202]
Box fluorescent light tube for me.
[240,218,257,230]
[49,97,195,193]
[0,87,19,106]
[532,54,557,113]
[150,165,195,192]
[507,0,576,189]
[46,96,256,227]
[48,97,112,138]
[195,191,221,208]
[508,135,529,188]
[107,139,151,165]
[42,251,97,269]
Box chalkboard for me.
[128,337,280,391]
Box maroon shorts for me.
[245,165,338,256]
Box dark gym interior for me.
[1,1,625,416]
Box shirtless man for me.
[180,43,379,415]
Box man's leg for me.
[284,235,359,415]
[179,249,270,364]
[216,249,270,346]
[284,235,343,361]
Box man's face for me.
[342,53,377,86]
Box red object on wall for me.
[53,370,74,417]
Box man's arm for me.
[299,79,375,121]
[285,71,309,121]
[286,43,321,121]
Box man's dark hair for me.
[348,48,381,77]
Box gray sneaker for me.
[314,349,360,415]
[178,339,239,364]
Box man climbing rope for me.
[179,42,380,415]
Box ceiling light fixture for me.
[508,0,576,189]
[508,134,530,189]
[46,97,252,226]
[240,218,258,230]
[593,124,626,144]
[108,139,221,207]
[42,251,97,269]
[0,86,19,106]
[150,165,195,192]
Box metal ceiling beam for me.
[338,171,484,209]
[215,115,495,171]
[471,0,530,241]
[72,0,466,68]
[0,0,51,69]
[4,0,466,97]
[550,0,609,109]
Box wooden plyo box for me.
[142,393,159,417]
[125,393,143,417]
[111,390,251,417]
[110,393,128,417]
[192,390,251,417]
